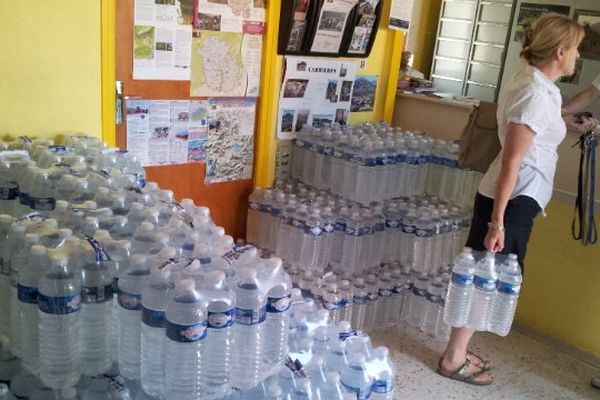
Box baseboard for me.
[513,322,600,369]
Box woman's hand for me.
[564,114,598,133]
[484,227,504,253]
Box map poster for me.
[310,0,359,53]
[190,30,262,97]
[193,0,266,34]
[205,98,257,184]
[277,57,358,140]
[126,99,209,166]
[133,0,194,80]
[389,0,414,31]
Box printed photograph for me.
[188,139,207,162]
[335,109,348,126]
[340,64,347,77]
[296,61,307,71]
[174,127,189,140]
[514,3,570,42]
[326,80,338,101]
[312,114,333,128]
[358,0,378,15]
[197,13,222,31]
[281,109,295,132]
[576,10,600,61]
[295,110,310,132]
[318,11,345,32]
[152,126,170,140]
[209,119,221,133]
[283,79,309,98]
[349,32,365,52]
[178,0,195,25]
[254,0,266,8]
[134,25,155,60]
[155,42,173,51]
[340,80,353,102]
[351,75,377,112]
[358,14,376,28]
[126,104,150,115]
[286,20,307,52]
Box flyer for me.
[389,0,414,31]
[310,0,359,53]
[133,0,194,80]
[347,0,380,55]
[277,57,358,140]
[190,30,263,97]
[286,0,312,52]
[126,99,209,166]
[205,98,257,184]
[194,0,265,34]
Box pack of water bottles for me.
[290,121,481,207]
[247,181,473,279]
[444,248,523,336]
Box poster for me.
[194,0,265,34]
[350,75,377,112]
[310,0,359,53]
[347,0,380,55]
[560,59,583,85]
[286,0,312,52]
[513,3,570,42]
[126,99,209,166]
[133,0,194,80]
[576,10,600,61]
[190,30,263,97]
[277,57,358,139]
[389,0,414,31]
[205,98,257,183]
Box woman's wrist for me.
[487,221,505,232]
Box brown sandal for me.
[437,358,494,386]
[467,351,491,370]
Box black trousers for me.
[466,192,541,270]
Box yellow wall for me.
[411,0,441,76]
[517,199,600,358]
[0,0,102,140]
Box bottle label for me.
[249,201,259,210]
[392,285,402,294]
[292,218,306,230]
[220,245,253,266]
[375,222,385,232]
[345,226,361,236]
[306,225,323,236]
[166,320,208,343]
[208,309,235,329]
[81,283,114,304]
[416,228,434,238]
[339,330,366,341]
[118,292,142,311]
[451,272,473,287]
[267,294,291,313]
[367,292,379,301]
[137,178,146,189]
[0,186,18,201]
[335,220,347,231]
[341,381,370,399]
[30,196,55,211]
[497,281,521,295]
[474,276,497,292]
[425,293,443,304]
[19,191,30,206]
[386,219,399,228]
[142,307,166,328]
[18,284,38,304]
[271,207,282,217]
[411,286,427,297]
[323,223,335,233]
[259,204,271,213]
[403,224,416,233]
[85,236,112,263]
[235,305,266,326]
[38,293,81,315]
[323,299,342,311]
[379,288,393,297]
[371,379,393,393]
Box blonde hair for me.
[520,13,584,65]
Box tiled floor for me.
[369,325,600,400]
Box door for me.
[115,0,253,239]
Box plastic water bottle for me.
[407,274,429,328]
[200,270,236,399]
[164,278,208,400]
[337,280,353,323]
[17,245,47,375]
[369,347,396,400]
[317,371,346,400]
[490,255,522,336]
[0,383,15,400]
[118,254,151,381]
[364,274,379,330]
[443,249,476,327]
[261,258,292,367]
[466,252,497,332]
[322,283,343,324]
[376,272,394,326]
[231,268,266,389]
[246,188,263,245]
[140,269,173,398]
[420,277,445,335]
[0,215,15,339]
[38,255,81,390]
[351,278,368,331]
[341,353,371,400]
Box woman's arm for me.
[562,85,600,115]
[484,122,535,253]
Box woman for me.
[437,13,591,385]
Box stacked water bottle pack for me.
[290,121,481,207]
[247,181,472,280]
[444,249,523,336]
[0,135,396,400]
